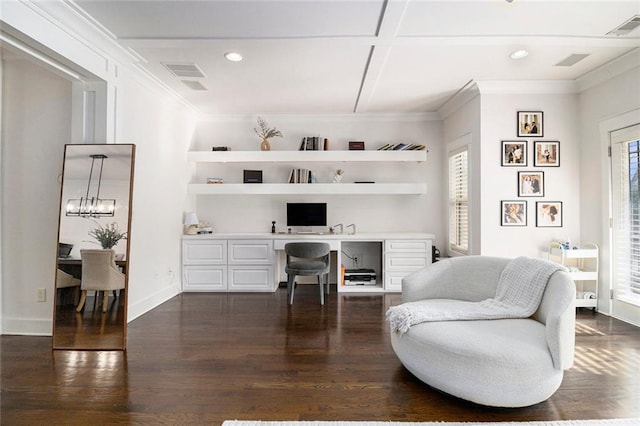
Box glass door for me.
[610,124,640,326]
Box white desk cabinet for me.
[183,239,276,292]
[182,240,227,291]
[228,240,275,291]
[383,239,431,292]
[183,234,433,293]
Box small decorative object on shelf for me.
[88,221,127,249]
[254,117,282,151]
[271,221,276,234]
[211,146,230,151]
[333,169,344,183]
[349,141,365,150]
[197,221,213,234]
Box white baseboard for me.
[127,284,181,323]
[2,317,52,336]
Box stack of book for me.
[299,136,328,151]
[377,143,426,151]
[288,168,316,183]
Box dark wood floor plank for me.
[2,286,639,425]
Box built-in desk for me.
[182,233,434,293]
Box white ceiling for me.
[69,1,640,114]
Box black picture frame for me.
[536,201,563,227]
[517,111,543,137]
[534,141,560,167]
[517,171,544,197]
[501,200,527,226]
[501,140,527,166]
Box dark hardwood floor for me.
[2,286,639,425]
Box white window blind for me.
[449,148,469,255]
[611,127,640,306]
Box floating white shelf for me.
[189,183,427,195]
[188,150,427,163]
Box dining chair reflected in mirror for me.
[76,249,125,313]
[285,242,331,305]
[56,269,81,306]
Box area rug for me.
[222,420,640,426]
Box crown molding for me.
[474,80,578,95]
[577,48,640,93]
[438,81,480,120]
[198,112,440,123]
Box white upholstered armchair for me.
[76,249,125,313]
[388,256,576,407]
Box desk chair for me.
[76,249,125,313]
[285,242,331,305]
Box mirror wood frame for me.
[52,143,136,350]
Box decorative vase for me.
[260,138,271,151]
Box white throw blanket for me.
[386,257,565,334]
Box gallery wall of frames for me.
[501,111,563,228]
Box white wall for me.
[441,91,481,255]
[1,1,197,332]
[1,57,71,334]
[193,114,445,247]
[578,52,640,314]
[479,92,580,258]
[113,72,196,321]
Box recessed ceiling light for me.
[224,52,243,62]
[510,49,529,59]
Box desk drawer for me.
[385,253,429,270]
[385,271,414,292]
[228,240,273,265]
[183,265,227,291]
[182,240,227,265]
[385,240,430,253]
[228,265,275,291]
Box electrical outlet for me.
[36,288,46,302]
[353,253,362,268]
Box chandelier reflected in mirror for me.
[65,154,116,217]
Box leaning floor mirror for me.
[53,144,135,350]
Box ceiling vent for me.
[162,62,206,78]
[181,80,208,91]
[607,15,640,36]
[554,53,590,67]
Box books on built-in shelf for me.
[288,168,316,184]
[377,143,426,151]
[207,177,224,184]
[299,136,329,151]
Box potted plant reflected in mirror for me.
[254,117,282,151]
[89,221,127,251]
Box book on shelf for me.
[207,177,224,184]
[298,136,328,151]
[288,168,315,183]
[377,143,426,151]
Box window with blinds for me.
[612,135,640,306]
[448,148,469,255]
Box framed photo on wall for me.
[501,140,527,166]
[536,201,563,227]
[501,200,527,226]
[534,141,560,167]
[518,171,544,197]
[517,111,543,137]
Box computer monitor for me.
[286,203,327,227]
